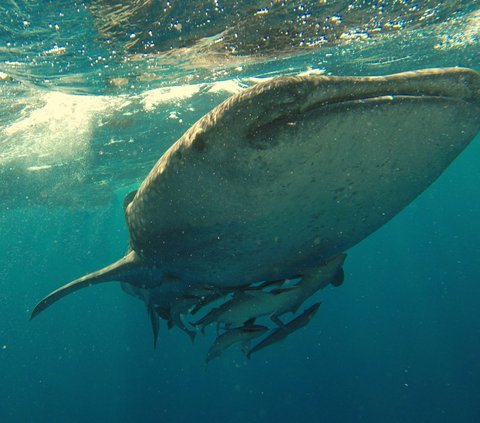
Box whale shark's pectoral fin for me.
[30,250,142,319]
[146,302,160,349]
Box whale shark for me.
[31,67,480,355]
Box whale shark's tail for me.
[30,250,142,319]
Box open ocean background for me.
[1,1,479,422]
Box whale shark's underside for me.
[31,68,480,362]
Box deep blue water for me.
[1,2,480,422]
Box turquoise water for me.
[1,2,480,422]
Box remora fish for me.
[194,253,345,330]
[31,68,480,351]
[246,303,321,359]
[206,324,269,364]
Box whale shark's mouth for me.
[304,78,480,116]
[250,91,479,145]
[312,93,472,108]
[244,68,480,139]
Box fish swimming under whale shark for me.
[31,67,480,360]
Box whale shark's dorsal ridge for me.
[31,68,480,359]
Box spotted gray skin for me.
[31,68,480,329]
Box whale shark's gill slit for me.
[30,250,142,320]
